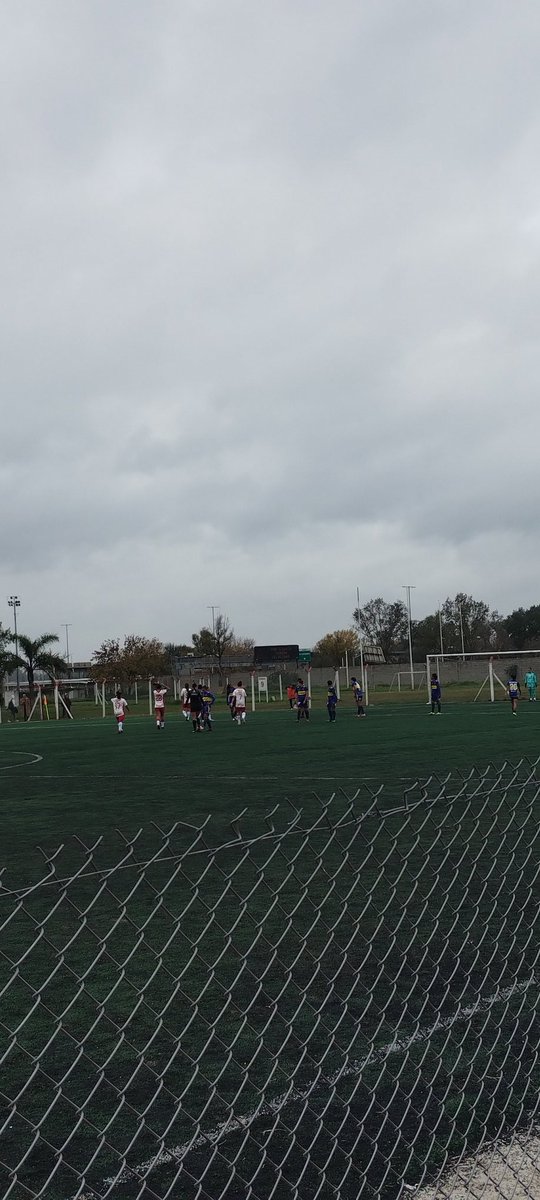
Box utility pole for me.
[458,604,466,661]
[207,606,219,636]
[356,586,366,698]
[439,608,444,657]
[62,623,72,673]
[8,595,21,695]
[402,585,416,689]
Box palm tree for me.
[0,624,17,697]
[15,633,68,692]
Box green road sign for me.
[298,649,312,662]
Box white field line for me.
[103,975,536,1190]
[0,752,43,771]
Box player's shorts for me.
[155,706,165,715]
[115,713,125,722]
[182,702,190,711]
[235,706,246,715]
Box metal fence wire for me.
[1,758,540,1200]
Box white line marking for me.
[0,751,43,771]
[102,976,536,1190]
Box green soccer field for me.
[1,700,540,1200]
[1,696,539,861]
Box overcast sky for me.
[2,0,540,659]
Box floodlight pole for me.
[207,606,218,636]
[8,596,21,695]
[402,585,415,689]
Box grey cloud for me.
[2,0,540,655]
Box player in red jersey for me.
[153,683,168,728]
[231,681,247,725]
[111,691,129,733]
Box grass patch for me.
[1,702,540,1197]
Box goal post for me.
[425,649,540,702]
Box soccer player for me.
[153,682,168,728]
[189,685,204,732]
[326,680,338,722]
[525,667,537,702]
[226,683,236,720]
[231,681,247,725]
[180,682,191,720]
[201,685,216,731]
[351,677,366,717]
[295,678,309,721]
[430,672,442,714]
[112,691,129,733]
[286,684,296,709]
[507,672,521,715]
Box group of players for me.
[110,676,368,733]
[109,668,540,733]
[110,681,248,733]
[292,677,366,722]
[429,667,539,716]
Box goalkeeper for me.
[525,667,537,702]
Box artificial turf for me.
[1,695,539,861]
[1,699,539,1199]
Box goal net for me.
[425,649,540,702]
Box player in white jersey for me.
[180,682,191,720]
[231,681,247,725]
[111,691,129,733]
[153,683,168,728]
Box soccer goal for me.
[425,650,540,702]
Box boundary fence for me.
[1,759,540,1198]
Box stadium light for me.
[8,595,21,694]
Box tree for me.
[312,630,360,667]
[505,606,540,650]
[229,636,255,659]
[440,593,502,655]
[353,598,408,662]
[121,635,168,682]
[163,642,193,674]
[92,636,168,683]
[91,638,122,683]
[192,614,235,677]
[0,624,16,697]
[411,615,442,660]
[15,633,68,691]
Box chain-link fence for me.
[1,758,540,1200]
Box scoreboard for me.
[253,645,300,665]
